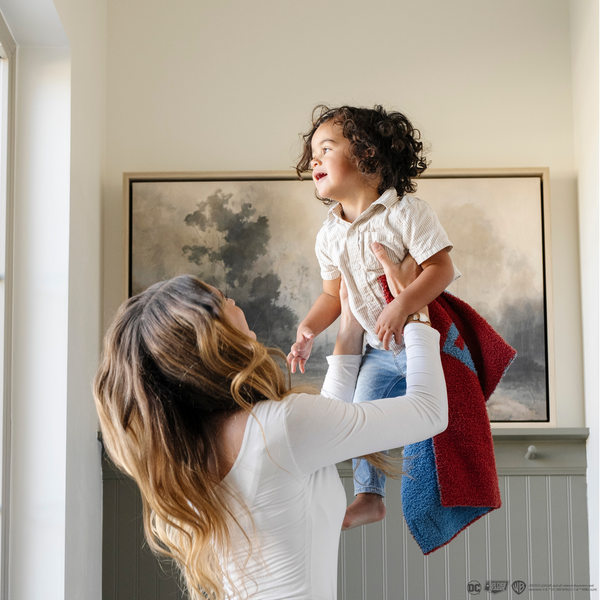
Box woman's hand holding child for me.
[370,242,425,350]
[371,242,423,295]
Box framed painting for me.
[124,168,555,426]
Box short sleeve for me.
[315,226,341,281]
[399,197,454,266]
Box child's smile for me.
[310,119,355,200]
[310,119,380,214]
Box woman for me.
[94,254,447,600]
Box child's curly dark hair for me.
[296,105,428,205]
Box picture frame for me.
[123,168,555,426]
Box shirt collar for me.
[372,187,399,208]
[325,187,399,223]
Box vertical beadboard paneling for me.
[157,562,186,600]
[156,560,184,600]
[466,509,488,585]
[384,476,405,600]
[104,456,590,600]
[504,477,514,599]
[340,476,364,600]
[102,478,118,600]
[136,490,158,600]
[426,534,447,599]
[446,529,468,599]
[402,505,409,599]
[338,528,345,600]
[488,477,509,594]
[549,476,576,600]
[363,514,385,599]
[381,504,388,600]
[403,518,426,599]
[133,483,186,600]
[506,476,530,586]
[116,478,140,599]
[443,546,450,600]
[570,476,591,596]
[103,470,188,600]
[529,476,551,598]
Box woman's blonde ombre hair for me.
[94,274,399,599]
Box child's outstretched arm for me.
[372,244,454,350]
[288,277,341,374]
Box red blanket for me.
[430,292,512,508]
[379,277,516,552]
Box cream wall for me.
[569,0,599,588]
[105,0,584,427]
[0,0,591,598]
[0,0,106,598]
[53,0,106,597]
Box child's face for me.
[310,120,372,202]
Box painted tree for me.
[183,189,297,349]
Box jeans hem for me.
[354,486,385,498]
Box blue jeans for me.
[352,345,407,497]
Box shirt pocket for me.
[360,231,403,273]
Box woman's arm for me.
[291,252,447,475]
[320,252,428,404]
[285,323,447,476]
[320,277,364,403]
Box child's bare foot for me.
[342,493,386,530]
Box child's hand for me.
[374,299,408,351]
[287,326,315,374]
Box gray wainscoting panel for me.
[336,472,590,600]
[101,430,591,600]
[102,461,186,600]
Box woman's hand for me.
[333,276,364,355]
[370,243,429,325]
[371,243,423,297]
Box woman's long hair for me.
[94,274,399,599]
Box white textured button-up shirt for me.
[315,187,460,354]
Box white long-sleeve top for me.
[221,324,447,599]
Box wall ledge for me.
[491,427,589,441]
[101,428,591,481]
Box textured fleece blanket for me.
[379,277,516,554]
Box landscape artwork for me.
[129,173,551,422]
[417,177,549,422]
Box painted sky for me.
[132,176,544,328]
[418,177,544,325]
[131,176,548,417]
